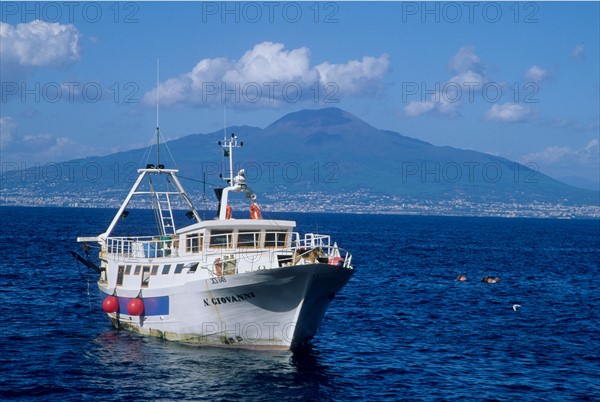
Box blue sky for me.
[1,1,599,188]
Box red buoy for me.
[127,298,144,316]
[102,295,119,313]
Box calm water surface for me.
[1,207,599,400]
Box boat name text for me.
[204,292,256,307]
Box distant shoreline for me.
[1,202,598,220]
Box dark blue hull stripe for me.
[101,292,170,316]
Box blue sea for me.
[1,206,599,401]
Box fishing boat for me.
[74,131,354,349]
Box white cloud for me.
[437,97,461,116]
[1,116,63,154]
[404,101,436,117]
[404,46,486,118]
[584,139,598,153]
[524,65,550,83]
[520,139,600,182]
[549,117,599,133]
[144,42,389,107]
[571,44,585,62]
[224,42,316,84]
[152,57,232,106]
[448,70,486,88]
[0,116,19,150]
[0,116,104,164]
[315,54,390,96]
[0,20,81,69]
[484,103,532,123]
[448,46,482,74]
[404,96,461,118]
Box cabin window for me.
[134,265,141,275]
[265,231,287,247]
[237,231,260,248]
[117,265,125,286]
[209,230,233,248]
[125,265,132,275]
[174,263,185,274]
[186,233,202,253]
[141,266,151,287]
[162,264,171,275]
[151,265,159,275]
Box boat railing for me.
[104,234,353,269]
[300,233,332,249]
[287,243,353,269]
[106,236,178,259]
[199,243,352,277]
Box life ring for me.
[249,203,261,220]
[215,258,223,276]
[225,204,232,219]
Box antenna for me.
[156,58,160,129]
[218,133,243,186]
[202,171,207,220]
[217,108,245,186]
[156,58,160,167]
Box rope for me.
[139,128,178,169]
[159,130,177,169]
[86,263,92,310]
[74,256,94,311]
[178,174,222,188]
[148,176,163,235]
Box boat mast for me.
[217,132,253,220]
[219,132,243,186]
[156,59,160,168]
[228,133,234,185]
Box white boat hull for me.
[99,264,353,349]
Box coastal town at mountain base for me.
[2,188,598,219]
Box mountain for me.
[237,108,597,204]
[557,176,600,192]
[1,107,598,212]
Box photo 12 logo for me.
[400,161,539,184]
[401,81,539,104]
[1,160,341,186]
[198,81,339,105]
[1,81,140,104]
[0,2,140,23]
[1,161,140,184]
[400,2,539,24]
[200,2,340,23]
[202,161,339,185]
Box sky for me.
[1,1,599,189]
